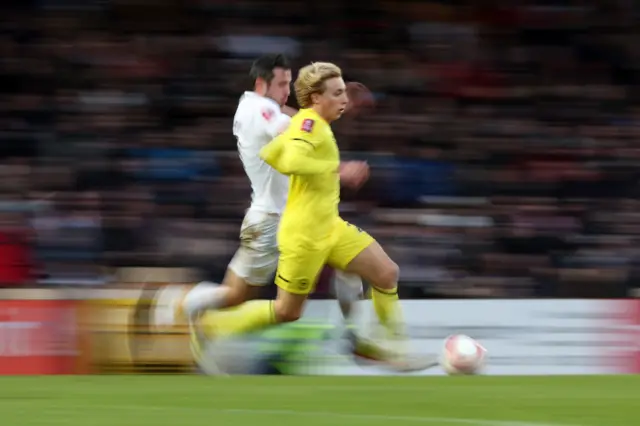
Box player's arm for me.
[262,105,297,139]
[262,105,292,138]
[275,107,365,185]
[260,132,339,176]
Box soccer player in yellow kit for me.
[209,62,410,365]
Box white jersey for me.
[233,91,291,214]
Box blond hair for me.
[294,62,342,108]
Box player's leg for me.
[190,287,310,375]
[181,253,270,317]
[187,282,294,374]
[199,245,327,337]
[156,212,278,326]
[324,221,401,363]
[329,221,438,371]
[327,220,401,337]
[332,269,363,323]
[331,268,392,362]
[180,271,261,318]
[325,266,397,363]
[187,211,279,313]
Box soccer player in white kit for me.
[156,54,363,334]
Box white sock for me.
[333,271,363,329]
[182,281,229,316]
[334,271,363,305]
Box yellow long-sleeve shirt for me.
[259,108,340,244]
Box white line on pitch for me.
[222,407,571,426]
[78,403,576,426]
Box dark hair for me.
[250,54,291,85]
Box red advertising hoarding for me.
[0,300,78,374]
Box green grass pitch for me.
[0,375,636,426]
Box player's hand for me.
[339,161,369,190]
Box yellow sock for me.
[199,300,277,338]
[371,285,404,337]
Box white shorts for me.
[228,210,280,285]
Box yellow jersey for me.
[260,108,340,245]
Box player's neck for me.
[251,89,269,101]
[253,90,280,107]
[310,106,331,124]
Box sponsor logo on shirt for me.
[262,108,275,121]
[301,119,315,133]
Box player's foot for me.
[348,331,439,373]
[153,285,188,327]
[188,316,213,373]
[386,353,440,373]
[189,313,229,376]
[155,281,219,327]
[154,284,227,375]
[349,332,398,366]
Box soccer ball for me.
[441,334,486,375]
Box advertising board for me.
[0,299,79,374]
[302,299,638,375]
[3,286,635,376]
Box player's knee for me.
[375,260,400,290]
[273,299,303,323]
[221,268,262,307]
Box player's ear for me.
[255,77,267,92]
[310,92,320,105]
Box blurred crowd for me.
[1,0,639,298]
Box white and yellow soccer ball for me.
[441,334,486,375]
